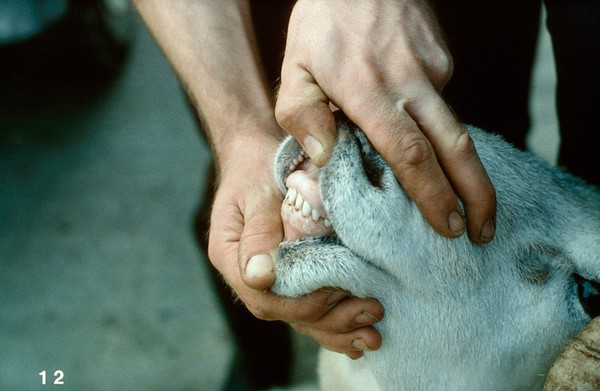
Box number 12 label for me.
[39,370,64,385]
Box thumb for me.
[275,68,337,167]
[238,198,284,291]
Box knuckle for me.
[274,98,297,131]
[422,47,454,89]
[431,51,454,87]
[247,304,275,321]
[442,52,455,84]
[293,302,325,322]
[455,129,475,154]
[450,129,476,160]
[394,132,434,170]
[347,351,364,360]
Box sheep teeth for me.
[311,209,320,222]
[295,194,303,210]
[285,187,330,228]
[286,188,297,205]
[302,200,312,217]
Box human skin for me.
[134,0,383,358]
[134,0,498,358]
[276,0,497,243]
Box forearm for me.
[134,0,282,164]
[135,1,386,358]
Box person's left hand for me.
[208,130,384,359]
[275,0,497,244]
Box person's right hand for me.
[134,0,385,360]
[208,130,384,359]
[275,0,497,244]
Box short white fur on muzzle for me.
[272,112,600,391]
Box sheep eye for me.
[574,273,600,318]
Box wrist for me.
[212,120,284,180]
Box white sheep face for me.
[272,112,600,391]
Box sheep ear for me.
[543,316,600,390]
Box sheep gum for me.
[281,160,333,241]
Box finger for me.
[241,288,345,325]
[349,100,466,239]
[286,294,383,357]
[285,292,384,329]
[258,288,383,326]
[317,296,384,333]
[292,321,383,357]
[275,66,337,167]
[407,90,497,243]
[238,192,284,290]
[207,191,245,284]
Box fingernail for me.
[354,312,380,326]
[480,218,496,242]
[326,291,348,306]
[245,254,274,278]
[448,210,465,236]
[351,338,372,351]
[302,135,324,163]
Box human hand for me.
[207,130,384,359]
[275,0,496,244]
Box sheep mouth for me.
[279,111,384,242]
[280,150,334,242]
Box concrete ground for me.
[0,7,557,391]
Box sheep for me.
[272,112,600,390]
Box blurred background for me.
[0,1,557,390]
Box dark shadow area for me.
[0,1,135,125]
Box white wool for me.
[272,116,600,391]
